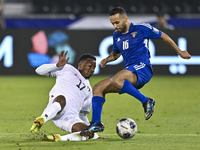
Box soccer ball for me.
[116,118,137,139]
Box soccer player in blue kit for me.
[80,7,191,136]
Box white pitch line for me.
[0,133,199,136]
[99,134,200,136]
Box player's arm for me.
[35,63,60,76]
[160,32,191,59]
[35,50,70,76]
[100,51,121,68]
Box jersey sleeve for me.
[139,23,162,39]
[112,32,120,53]
[35,63,63,77]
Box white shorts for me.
[47,93,88,133]
[52,117,85,133]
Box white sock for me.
[92,133,99,139]
[41,102,61,123]
[60,132,89,141]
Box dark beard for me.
[119,22,127,33]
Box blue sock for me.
[92,96,105,123]
[120,80,148,104]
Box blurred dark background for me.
[1,0,200,75]
[4,0,200,16]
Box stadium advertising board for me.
[0,29,199,75]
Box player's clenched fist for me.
[100,58,107,68]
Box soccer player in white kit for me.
[30,50,100,141]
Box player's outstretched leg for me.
[80,122,104,136]
[46,132,89,141]
[143,98,155,120]
[30,116,44,133]
[45,134,61,142]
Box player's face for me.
[158,16,167,28]
[110,13,128,33]
[79,58,96,79]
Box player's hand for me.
[179,51,191,59]
[57,50,70,67]
[100,58,107,68]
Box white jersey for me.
[49,64,92,115]
[36,63,98,137]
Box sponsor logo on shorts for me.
[134,62,146,70]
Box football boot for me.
[45,134,61,142]
[30,116,44,133]
[80,122,104,136]
[143,98,155,120]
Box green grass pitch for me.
[0,75,200,150]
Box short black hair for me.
[78,53,96,63]
[156,12,166,18]
[109,7,127,16]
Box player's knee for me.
[53,95,66,110]
[110,78,124,89]
[72,123,87,132]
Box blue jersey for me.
[112,22,162,67]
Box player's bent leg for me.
[53,95,66,111]
[71,122,88,132]
[111,69,138,89]
[47,121,92,141]
[41,95,65,122]
[30,116,45,133]
[46,132,89,142]
[46,120,105,141]
[92,78,119,123]
[111,69,155,120]
[93,78,120,97]
[113,70,149,104]
[80,78,120,136]
[30,95,66,133]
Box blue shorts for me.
[125,62,153,89]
